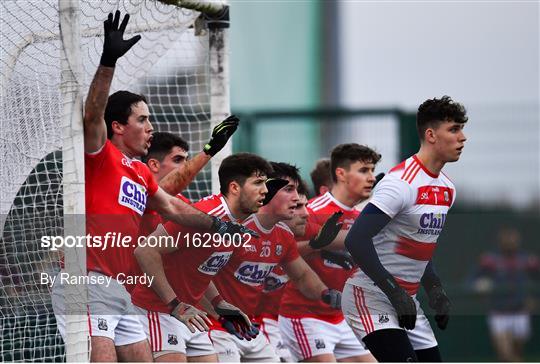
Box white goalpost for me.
[0,0,230,361]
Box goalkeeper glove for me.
[203,115,239,156]
[309,211,343,249]
[377,275,417,330]
[100,11,141,67]
[320,250,354,270]
[321,289,342,309]
[168,298,211,333]
[262,178,289,205]
[213,297,258,340]
[210,216,259,238]
[426,284,451,330]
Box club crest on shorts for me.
[379,313,389,324]
[97,318,108,331]
[275,244,282,256]
[168,334,178,345]
[314,339,326,349]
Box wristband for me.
[167,297,180,312]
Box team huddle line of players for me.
[51,11,468,363]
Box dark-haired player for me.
[311,158,333,197]
[132,153,272,362]
[279,144,379,362]
[343,96,468,362]
[52,11,250,361]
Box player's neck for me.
[416,147,445,176]
[222,195,250,221]
[256,209,281,230]
[111,138,137,159]
[330,185,359,208]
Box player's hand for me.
[309,211,343,249]
[214,300,258,340]
[210,216,259,238]
[169,298,212,333]
[262,178,289,206]
[377,276,417,330]
[100,11,141,67]
[373,173,385,188]
[427,285,451,330]
[320,250,354,270]
[321,289,342,309]
[203,115,239,156]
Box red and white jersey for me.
[131,193,234,313]
[280,192,359,323]
[211,214,299,330]
[85,140,159,278]
[348,155,456,295]
[255,265,289,320]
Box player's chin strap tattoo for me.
[344,202,417,330]
[212,295,259,341]
[168,298,212,333]
[210,216,259,238]
[100,10,141,67]
[309,211,344,249]
[421,260,451,330]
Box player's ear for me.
[146,158,160,173]
[335,167,346,182]
[425,127,436,144]
[111,120,125,136]
[229,180,241,196]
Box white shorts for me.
[342,283,437,350]
[134,306,215,358]
[260,317,292,362]
[209,328,279,362]
[278,315,370,361]
[488,312,531,339]
[51,270,147,346]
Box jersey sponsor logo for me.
[198,251,233,275]
[118,176,148,215]
[417,212,447,235]
[234,261,276,286]
[262,271,289,292]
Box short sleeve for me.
[281,232,300,264]
[145,170,159,197]
[84,139,111,173]
[369,176,411,218]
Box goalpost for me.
[0,0,231,361]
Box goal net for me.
[0,0,229,361]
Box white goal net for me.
[0,0,228,361]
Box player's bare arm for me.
[158,115,239,195]
[84,11,141,153]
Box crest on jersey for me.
[118,176,147,215]
[275,244,283,256]
[97,318,108,331]
[444,190,449,202]
[168,334,178,345]
[379,314,389,324]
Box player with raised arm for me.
[51,11,251,362]
[342,96,468,362]
[132,153,273,362]
[209,162,342,362]
[279,143,379,363]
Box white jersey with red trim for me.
[347,155,456,295]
